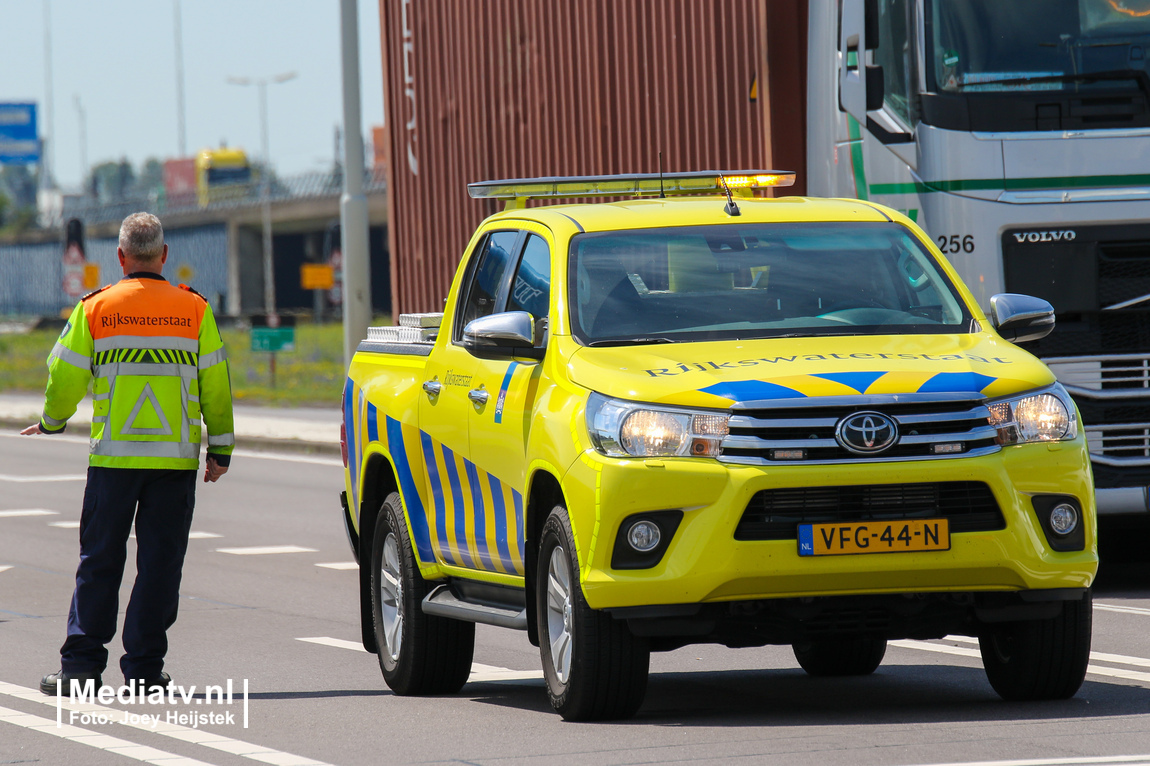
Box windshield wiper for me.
[586,337,677,347]
[966,69,1150,99]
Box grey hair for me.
[118,212,165,261]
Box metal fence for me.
[55,167,387,227]
[0,224,228,317]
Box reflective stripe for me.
[50,341,91,370]
[95,362,197,379]
[93,392,109,401]
[206,432,235,447]
[41,412,67,428]
[198,347,228,369]
[93,335,199,353]
[90,440,200,460]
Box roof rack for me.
[467,170,796,209]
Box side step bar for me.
[422,581,528,630]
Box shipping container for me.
[378,0,808,314]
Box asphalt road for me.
[2,430,1149,766]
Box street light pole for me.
[226,72,297,319]
[339,0,371,369]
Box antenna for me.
[718,173,740,216]
[658,151,665,198]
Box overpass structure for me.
[0,170,390,318]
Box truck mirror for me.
[463,311,536,353]
[989,293,1056,343]
[866,65,885,112]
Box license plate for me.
[798,518,950,556]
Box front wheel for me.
[793,636,887,677]
[536,505,650,721]
[371,492,474,695]
[979,592,1092,701]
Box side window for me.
[874,0,911,125]
[507,234,551,320]
[456,230,520,339]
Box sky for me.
[0,0,385,190]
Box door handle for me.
[422,380,443,398]
[467,387,489,405]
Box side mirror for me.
[463,311,535,353]
[989,293,1055,343]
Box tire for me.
[370,492,474,695]
[793,637,887,677]
[536,505,650,721]
[979,592,1092,701]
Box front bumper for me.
[562,438,1097,611]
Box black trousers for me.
[60,466,196,681]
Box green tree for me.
[136,157,163,195]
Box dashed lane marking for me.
[1097,602,1150,617]
[49,520,80,529]
[0,509,58,517]
[215,546,317,555]
[295,637,544,683]
[0,702,216,766]
[893,639,1150,685]
[897,755,1150,766]
[0,682,333,766]
[0,566,10,574]
[314,562,357,570]
[188,532,223,539]
[0,474,86,482]
[941,635,1150,670]
[230,449,341,467]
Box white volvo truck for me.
[808,0,1150,519]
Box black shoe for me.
[132,671,172,693]
[40,669,102,696]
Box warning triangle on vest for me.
[120,382,173,436]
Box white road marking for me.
[1097,602,1150,617]
[295,637,544,683]
[230,449,341,466]
[0,702,216,766]
[0,566,11,574]
[215,546,317,555]
[296,636,367,652]
[897,755,1150,766]
[942,635,1150,669]
[0,681,332,766]
[893,639,1150,684]
[188,532,222,540]
[49,521,80,529]
[0,474,86,482]
[314,562,357,570]
[0,509,58,517]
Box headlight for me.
[986,383,1078,445]
[586,392,729,458]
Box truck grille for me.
[735,481,1003,541]
[1045,357,1150,468]
[719,393,999,465]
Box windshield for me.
[568,222,972,346]
[206,167,252,185]
[927,0,1150,94]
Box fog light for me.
[1049,503,1078,536]
[627,520,661,552]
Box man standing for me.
[23,212,235,695]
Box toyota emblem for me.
[835,411,898,454]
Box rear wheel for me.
[371,492,474,695]
[536,505,650,721]
[793,637,887,677]
[979,593,1092,701]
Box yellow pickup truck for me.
[339,171,1096,721]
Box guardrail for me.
[56,167,387,227]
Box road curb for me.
[0,418,341,458]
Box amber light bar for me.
[467,170,796,201]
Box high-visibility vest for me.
[40,272,235,470]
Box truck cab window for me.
[875,0,912,125]
[456,230,521,338]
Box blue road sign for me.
[0,102,40,164]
